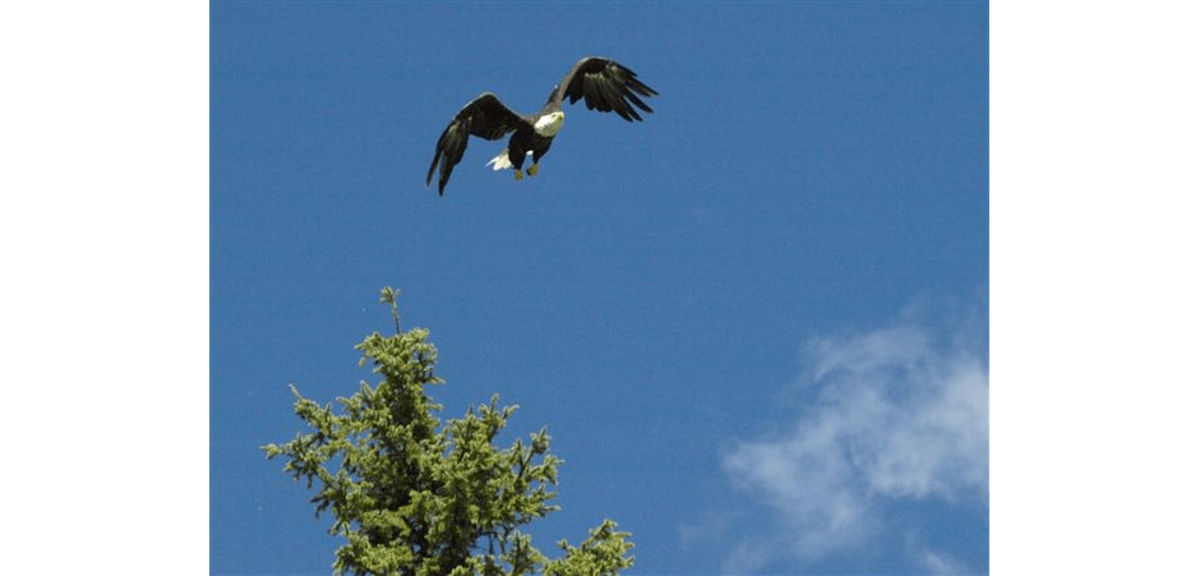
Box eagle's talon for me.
[526,164,539,177]
[514,170,524,181]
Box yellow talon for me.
[515,170,524,181]
[526,163,539,177]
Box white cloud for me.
[917,548,969,576]
[717,318,988,573]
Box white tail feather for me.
[485,148,532,171]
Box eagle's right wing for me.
[427,93,526,195]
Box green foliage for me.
[262,288,635,575]
[543,520,635,576]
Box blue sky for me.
[211,2,988,574]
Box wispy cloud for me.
[916,546,970,576]
[713,315,988,574]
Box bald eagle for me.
[426,57,659,195]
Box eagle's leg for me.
[526,163,539,177]
[514,170,524,181]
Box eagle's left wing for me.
[548,57,659,122]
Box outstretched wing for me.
[548,57,659,122]
[427,93,526,195]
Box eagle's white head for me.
[534,111,565,137]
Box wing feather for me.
[426,93,526,195]
[549,57,659,122]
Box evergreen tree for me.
[263,288,635,575]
